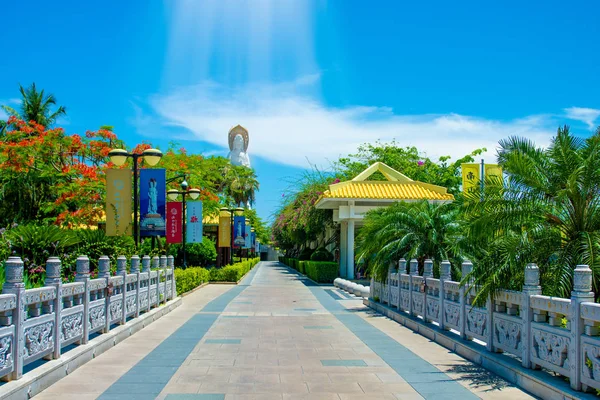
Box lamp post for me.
[167,180,201,268]
[219,206,244,265]
[108,148,163,248]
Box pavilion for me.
[314,162,454,279]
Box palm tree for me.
[222,165,259,207]
[1,83,66,128]
[356,200,463,282]
[462,125,600,303]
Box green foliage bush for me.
[299,247,313,261]
[305,261,338,283]
[180,237,217,267]
[310,247,333,262]
[174,258,260,295]
[174,267,210,294]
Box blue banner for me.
[139,169,166,237]
[233,216,246,248]
[186,201,203,243]
[244,224,252,249]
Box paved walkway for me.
[34,262,533,400]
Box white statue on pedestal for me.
[227,125,251,168]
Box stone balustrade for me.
[0,254,177,382]
[369,259,600,393]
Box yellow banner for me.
[484,164,503,184]
[106,169,132,236]
[461,163,481,193]
[218,216,231,247]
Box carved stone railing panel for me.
[373,281,382,300]
[0,294,17,313]
[0,325,15,378]
[531,323,571,376]
[88,299,106,334]
[465,306,488,342]
[62,283,85,298]
[125,294,137,317]
[412,292,425,316]
[493,313,522,357]
[400,290,410,312]
[139,290,149,310]
[22,314,54,365]
[581,336,600,391]
[444,300,461,331]
[149,284,158,306]
[426,296,440,323]
[59,305,84,347]
[108,295,123,324]
[382,283,389,304]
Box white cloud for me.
[564,107,600,129]
[138,78,558,169]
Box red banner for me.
[166,202,182,244]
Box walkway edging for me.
[365,299,594,400]
[0,296,182,400]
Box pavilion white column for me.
[347,220,355,279]
[339,221,348,278]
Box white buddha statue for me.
[227,125,251,168]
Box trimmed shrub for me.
[298,260,307,274]
[310,247,333,262]
[174,267,210,294]
[305,261,338,283]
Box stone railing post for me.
[160,255,168,304]
[130,256,141,318]
[74,255,90,344]
[521,263,541,367]
[570,264,594,390]
[423,259,433,321]
[2,257,25,380]
[152,256,160,307]
[45,257,62,359]
[397,258,406,310]
[370,276,374,299]
[409,259,418,316]
[117,256,127,325]
[98,255,111,333]
[439,260,451,330]
[460,260,473,340]
[142,256,151,312]
[167,255,176,299]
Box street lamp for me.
[219,206,244,265]
[108,147,163,247]
[167,179,201,267]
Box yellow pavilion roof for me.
[316,162,454,207]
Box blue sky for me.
[1,1,599,222]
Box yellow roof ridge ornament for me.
[351,162,414,183]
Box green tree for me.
[357,200,463,282]
[1,83,66,128]
[462,125,600,303]
[222,164,259,207]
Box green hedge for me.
[279,257,338,283]
[174,258,260,295]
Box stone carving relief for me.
[494,318,522,352]
[0,296,16,312]
[109,299,122,322]
[582,343,600,381]
[467,309,488,337]
[445,303,460,327]
[413,294,424,315]
[139,292,148,309]
[426,298,440,320]
[532,329,570,369]
[60,312,83,342]
[89,305,106,331]
[400,292,410,310]
[24,321,53,358]
[125,294,136,315]
[0,335,13,371]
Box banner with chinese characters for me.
[233,216,246,248]
[166,202,182,244]
[139,169,166,237]
[186,201,203,243]
[218,216,231,247]
[106,169,132,236]
[255,237,260,253]
[484,164,503,184]
[250,232,256,251]
[461,163,481,194]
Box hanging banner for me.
[250,232,256,251]
[233,216,246,248]
[218,216,231,247]
[139,169,166,237]
[244,224,252,249]
[106,169,132,236]
[255,238,260,253]
[186,201,203,243]
[461,163,481,194]
[484,164,503,185]
[166,202,182,244]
